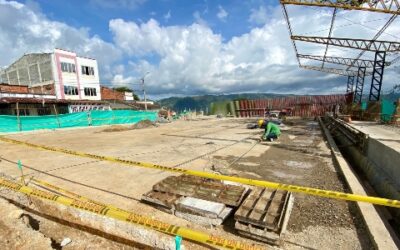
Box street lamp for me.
[141,71,150,111]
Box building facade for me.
[0,49,101,101]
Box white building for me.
[0,49,101,101]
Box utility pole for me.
[141,72,150,111]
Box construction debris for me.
[152,175,247,207]
[142,175,247,225]
[175,197,233,226]
[234,188,294,245]
[102,120,156,132]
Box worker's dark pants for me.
[266,133,278,140]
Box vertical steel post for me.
[346,76,354,93]
[354,67,366,104]
[369,51,386,102]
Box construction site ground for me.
[0,117,372,249]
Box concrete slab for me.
[176,197,225,219]
[175,207,233,226]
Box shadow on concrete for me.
[0,157,140,202]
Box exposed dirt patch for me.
[0,189,150,250]
[101,125,130,132]
[102,120,156,132]
[132,120,156,129]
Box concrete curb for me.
[318,117,399,250]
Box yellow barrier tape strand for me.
[0,178,262,250]
[1,136,400,208]
[31,178,125,212]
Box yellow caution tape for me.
[0,177,262,250]
[31,178,124,212]
[1,136,400,208]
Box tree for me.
[113,87,140,100]
[113,87,133,92]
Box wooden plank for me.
[247,188,273,223]
[234,188,263,221]
[235,188,289,231]
[153,175,246,207]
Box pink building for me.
[0,49,101,101]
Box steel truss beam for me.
[301,65,372,76]
[298,54,391,68]
[347,76,355,93]
[369,51,386,101]
[280,0,400,15]
[292,36,400,52]
[354,67,366,104]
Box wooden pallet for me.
[234,187,294,245]
[141,190,182,214]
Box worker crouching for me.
[258,120,281,142]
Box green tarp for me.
[0,110,158,133]
[381,99,396,122]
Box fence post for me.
[111,110,115,125]
[87,111,92,126]
[53,104,61,128]
[16,102,22,131]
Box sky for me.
[0,0,399,99]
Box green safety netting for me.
[0,110,158,133]
[381,99,396,122]
[361,102,368,111]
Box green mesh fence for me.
[361,102,368,111]
[0,110,158,133]
[381,99,395,122]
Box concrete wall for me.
[0,54,53,86]
[77,56,101,101]
[366,138,400,190]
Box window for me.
[61,62,76,73]
[38,107,51,116]
[64,85,79,95]
[81,66,95,76]
[84,87,97,96]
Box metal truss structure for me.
[281,0,399,102]
[346,76,355,93]
[369,51,387,101]
[354,67,366,104]
[280,0,400,15]
[292,36,400,52]
[301,65,364,76]
[298,54,391,68]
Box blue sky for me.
[1,0,399,98]
[31,0,279,43]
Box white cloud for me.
[0,0,122,83]
[109,6,400,96]
[111,74,136,86]
[249,6,268,25]
[164,10,171,22]
[217,5,228,22]
[193,11,207,26]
